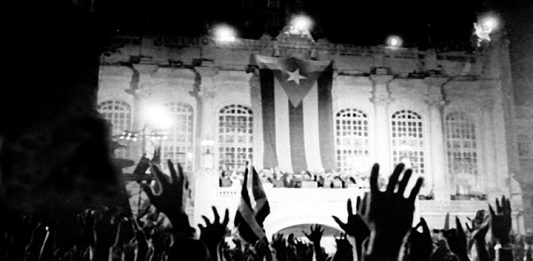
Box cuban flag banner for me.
[250,54,336,173]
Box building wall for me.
[515,104,533,229]
[98,33,528,231]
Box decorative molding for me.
[425,95,448,107]
[369,75,394,105]
[370,95,394,105]
[369,74,394,84]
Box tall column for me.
[480,97,505,200]
[249,70,264,169]
[370,75,393,174]
[192,68,218,231]
[195,67,218,173]
[492,93,513,199]
[424,77,449,200]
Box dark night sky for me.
[120,0,489,48]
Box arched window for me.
[161,102,194,172]
[98,100,132,158]
[218,104,253,173]
[391,110,425,176]
[335,108,370,173]
[445,112,481,195]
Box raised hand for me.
[304,224,324,246]
[332,195,370,237]
[468,217,490,261]
[408,218,432,261]
[304,225,326,261]
[332,194,370,260]
[465,210,486,233]
[332,233,353,261]
[142,160,194,236]
[489,196,512,245]
[439,217,469,261]
[366,163,423,260]
[272,233,289,261]
[198,206,230,261]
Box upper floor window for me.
[218,104,253,173]
[161,102,194,172]
[445,112,482,195]
[98,100,132,158]
[335,108,370,173]
[391,110,425,176]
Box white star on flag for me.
[286,69,306,85]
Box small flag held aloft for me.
[233,163,271,244]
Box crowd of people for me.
[219,168,371,189]
[1,158,532,261]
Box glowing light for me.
[481,15,499,32]
[474,13,500,45]
[141,103,173,129]
[212,24,237,43]
[386,35,403,49]
[288,15,313,35]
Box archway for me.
[274,223,343,254]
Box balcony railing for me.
[215,186,368,203]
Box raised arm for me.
[365,163,423,261]
[198,206,230,261]
[332,194,370,260]
[141,160,195,237]
[489,196,513,261]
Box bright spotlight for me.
[480,15,499,32]
[142,103,173,129]
[386,35,403,48]
[474,13,500,45]
[212,24,237,43]
[289,15,313,35]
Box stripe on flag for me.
[274,79,292,172]
[303,84,324,172]
[260,69,278,169]
[317,64,335,172]
[288,100,307,172]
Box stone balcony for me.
[192,185,510,236]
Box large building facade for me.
[97,30,531,234]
